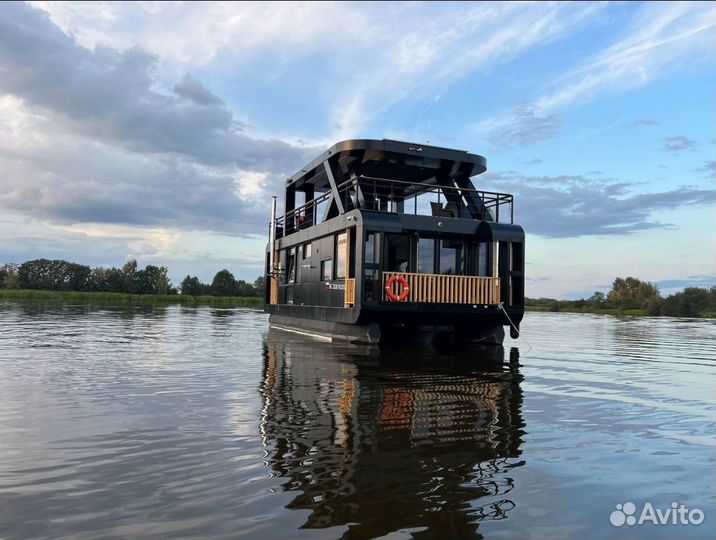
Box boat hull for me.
[268,314,506,345]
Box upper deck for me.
[275,139,514,238]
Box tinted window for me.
[287,249,296,283]
[478,242,488,276]
[439,239,465,275]
[321,259,333,281]
[336,233,347,279]
[418,237,435,273]
[365,233,375,265]
[386,234,410,273]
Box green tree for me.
[153,266,171,295]
[661,287,716,317]
[1,264,19,289]
[235,279,255,297]
[180,275,204,296]
[122,259,139,293]
[586,291,606,307]
[210,269,239,296]
[254,276,265,297]
[136,265,171,295]
[607,277,660,309]
[65,262,91,291]
[16,259,90,291]
[645,296,663,316]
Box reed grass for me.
[0,289,263,308]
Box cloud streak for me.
[482,170,713,238]
[663,135,699,154]
[474,2,715,148]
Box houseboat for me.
[264,139,524,344]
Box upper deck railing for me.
[274,176,514,237]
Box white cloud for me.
[29,1,605,139]
[473,1,716,148]
[537,2,715,111]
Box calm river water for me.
[0,301,714,540]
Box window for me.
[286,248,296,283]
[439,239,465,275]
[302,243,311,259]
[336,233,347,279]
[365,232,376,265]
[386,234,410,272]
[418,237,435,274]
[364,232,380,303]
[321,259,333,281]
[478,242,488,276]
[511,242,523,271]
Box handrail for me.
[357,175,513,200]
[274,175,514,237]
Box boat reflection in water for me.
[260,330,526,539]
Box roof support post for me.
[284,182,296,234]
[323,157,346,215]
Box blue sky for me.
[0,1,713,298]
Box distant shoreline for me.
[0,289,263,308]
[2,289,713,319]
[525,305,715,318]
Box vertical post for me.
[284,184,295,234]
[269,196,279,305]
[269,196,277,273]
[345,227,351,279]
[344,227,354,308]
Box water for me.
[0,301,714,540]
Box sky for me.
[0,1,714,298]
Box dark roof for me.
[286,139,487,192]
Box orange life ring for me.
[385,274,410,302]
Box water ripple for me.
[0,302,713,539]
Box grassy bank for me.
[0,289,264,308]
[525,305,714,318]
[525,305,648,316]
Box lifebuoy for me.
[385,274,410,302]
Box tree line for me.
[0,259,264,298]
[526,276,716,318]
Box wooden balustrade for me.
[344,278,356,307]
[383,272,500,304]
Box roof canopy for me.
[286,139,487,193]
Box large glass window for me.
[478,242,488,276]
[439,239,465,275]
[467,241,489,276]
[302,243,311,259]
[364,232,380,303]
[418,237,435,273]
[365,232,376,264]
[286,248,296,283]
[321,259,333,281]
[336,233,347,279]
[386,234,411,272]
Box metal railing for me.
[357,176,513,224]
[273,176,514,238]
[383,272,500,305]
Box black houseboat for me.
[264,139,524,344]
